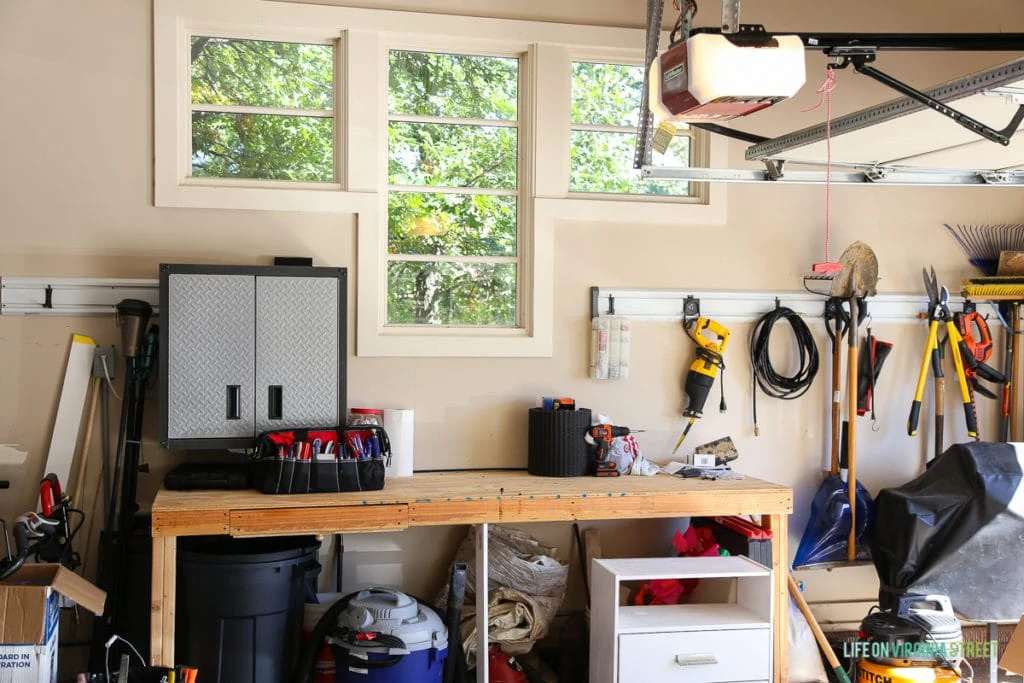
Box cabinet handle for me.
[268,385,283,420]
[226,385,241,420]
[674,654,718,666]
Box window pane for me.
[572,62,643,127]
[570,130,690,196]
[389,51,518,120]
[388,192,516,257]
[191,37,333,110]
[387,261,517,326]
[191,112,333,181]
[389,122,516,189]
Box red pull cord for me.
[803,67,838,267]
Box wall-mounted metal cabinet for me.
[159,264,346,450]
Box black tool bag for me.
[251,425,389,494]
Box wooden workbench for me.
[150,470,793,681]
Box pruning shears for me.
[909,267,1005,439]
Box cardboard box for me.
[0,565,106,683]
[1001,615,1024,675]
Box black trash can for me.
[176,535,321,683]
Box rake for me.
[944,223,1024,275]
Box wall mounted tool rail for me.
[1,277,159,316]
[590,286,970,323]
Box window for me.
[386,50,521,327]
[156,0,722,355]
[190,37,335,182]
[570,61,698,198]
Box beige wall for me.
[2,0,1023,619]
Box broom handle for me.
[847,297,859,563]
[788,575,853,683]
[1012,303,1021,442]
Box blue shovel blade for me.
[793,474,875,569]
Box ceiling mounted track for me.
[636,0,1024,185]
[741,52,1024,160]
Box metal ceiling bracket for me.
[721,0,741,33]
[865,167,889,182]
[764,159,786,180]
[850,56,1024,146]
[633,0,665,170]
[982,172,1012,184]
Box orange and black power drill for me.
[587,424,631,477]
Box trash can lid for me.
[179,535,320,564]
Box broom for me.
[944,223,1024,276]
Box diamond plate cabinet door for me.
[160,264,347,450]
[255,276,340,433]
[165,273,256,441]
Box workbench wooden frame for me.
[150,470,793,682]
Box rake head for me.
[944,223,1024,275]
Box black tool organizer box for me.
[251,425,388,494]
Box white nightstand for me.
[590,555,773,683]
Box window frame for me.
[187,34,339,185]
[360,35,545,356]
[384,47,526,330]
[154,0,726,358]
[567,58,710,203]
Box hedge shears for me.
[909,267,1004,439]
[955,306,1004,400]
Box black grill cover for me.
[870,441,1024,621]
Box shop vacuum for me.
[325,588,448,683]
[856,595,967,683]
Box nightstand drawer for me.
[618,628,770,683]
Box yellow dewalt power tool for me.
[673,317,730,454]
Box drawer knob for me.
[675,654,718,666]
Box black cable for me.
[750,303,819,435]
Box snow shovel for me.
[792,243,877,568]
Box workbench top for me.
[151,469,792,537]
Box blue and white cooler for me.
[329,588,448,683]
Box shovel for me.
[793,242,878,568]
[832,243,878,563]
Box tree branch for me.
[190,37,211,64]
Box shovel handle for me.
[788,575,852,683]
[847,298,859,563]
[830,339,842,475]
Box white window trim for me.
[534,44,728,225]
[566,52,707,205]
[154,0,727,358]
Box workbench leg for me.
[150,535,177,667]
[765,514,789,683]
[476,524,489,683]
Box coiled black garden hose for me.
[750,302,820,435]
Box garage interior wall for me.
[1,0,1023,621]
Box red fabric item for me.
[636,525,722,606]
